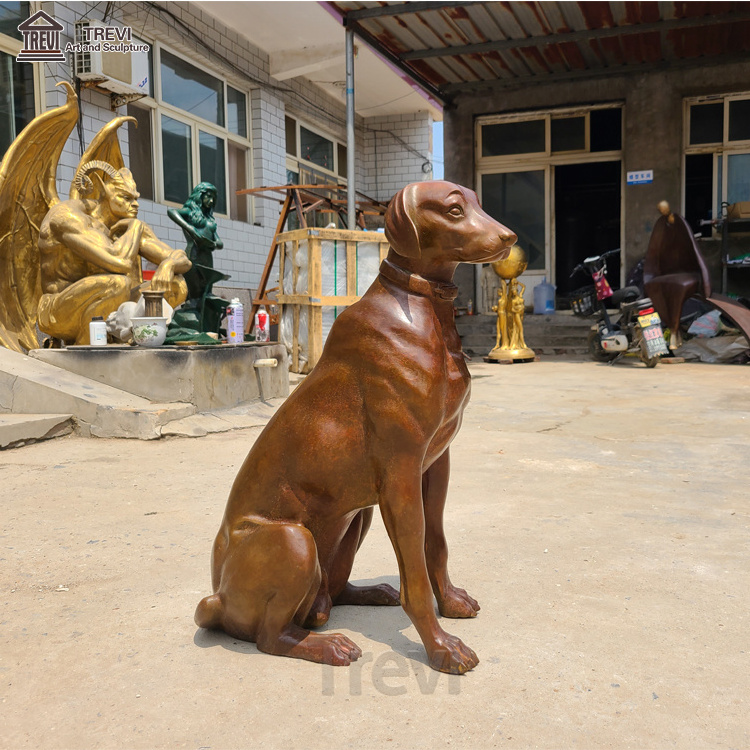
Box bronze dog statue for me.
[195,181,516,674]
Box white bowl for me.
[130,317,168,347]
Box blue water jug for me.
[533,277,556,315]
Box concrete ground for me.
[1,357,748,750]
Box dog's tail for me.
[194,593,224,629]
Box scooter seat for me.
[611,286,641,307]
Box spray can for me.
[254,306,270,342]
[225,298,244,344]
[89,316,107,346]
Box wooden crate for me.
[277,228,390,373]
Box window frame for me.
[683,92,750,230]
[0,14,44,152]
[133,42,252,222]
[285,114,347,184]
[476,103,622,168]
[475,104,625,285]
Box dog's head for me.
[384,181,517,265]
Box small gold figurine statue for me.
[487,245,535,362]
[0,82,191,350]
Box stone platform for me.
[1,342,288,442]
[30,342,288,411]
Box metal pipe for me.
[345,25,356,230]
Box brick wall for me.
[363,111,435,203]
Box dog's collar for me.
[378,259,458,302]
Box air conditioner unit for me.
[73,19,150,98]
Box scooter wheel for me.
[588,329,618,362]
[640,352,660,368]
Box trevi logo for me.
[16,10,66,63]
[16,11,150,63]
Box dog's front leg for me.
[380,456,479,674]
[423,450,481,618]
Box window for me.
[478,107,621,161]
[0,2,34,160]
[0,2,27,40]
[126,104,154,200]
[476,105,623,282]
[126,44,251,221]
[684,94,750,233]
[286,116,347,183]
[284,116,348,227]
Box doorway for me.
[554,161,621,297]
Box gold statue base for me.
[486,346,536,362]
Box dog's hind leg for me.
[196,521,361,666]
[330,508,400,608]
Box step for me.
[457,312,593,355]
[0,348,194,440]
[0,413,73,449]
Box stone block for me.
[0,414,73,448]
[30,343,289,411]
[0,347,194,439]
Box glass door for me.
[480,168,548,272]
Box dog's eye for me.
[447,205,464,217]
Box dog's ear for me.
[385,184,421,259]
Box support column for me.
[345,25,356,230]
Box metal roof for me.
[325,1,750,103]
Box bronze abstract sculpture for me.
[195,181,517,674]
[0,82,190,350]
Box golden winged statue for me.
[0,82,190,351]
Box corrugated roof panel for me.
[441,4,494,45]
[516,45,554,75]
[619,30,663,64]
[493,48,542,78]
[674,1,739,18]
[536,2,575,34]
[463,3,514,40]
[508,2,558,37]
[335,1,750,99]
[555,2,593,33]
[412,8,480,48]
[667,21,750,58]
[483,2,537,40]
[577,2,618,30]
[373,14,444,54]
[624,2,663,24]
[593,36,627,66]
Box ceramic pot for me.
[131,317,168,347]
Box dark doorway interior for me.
[555,161,621,297]
[684,153,713,237]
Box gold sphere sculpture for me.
[491,244,527,280]
[486,244,535,363]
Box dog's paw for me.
[335,582,401,607]
[437,585,480,618]
[321,633,363,666]
[427,633,479,674]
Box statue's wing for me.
[0,82,78,352]
[69,115,136,200]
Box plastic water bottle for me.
[89,316,107,346]
[225,298,244,344]
[254,306,270,342]
[533,278,556,315]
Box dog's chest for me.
[433,305,471,417]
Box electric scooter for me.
[570,249,669,367]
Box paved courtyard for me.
[1,358,748,749]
